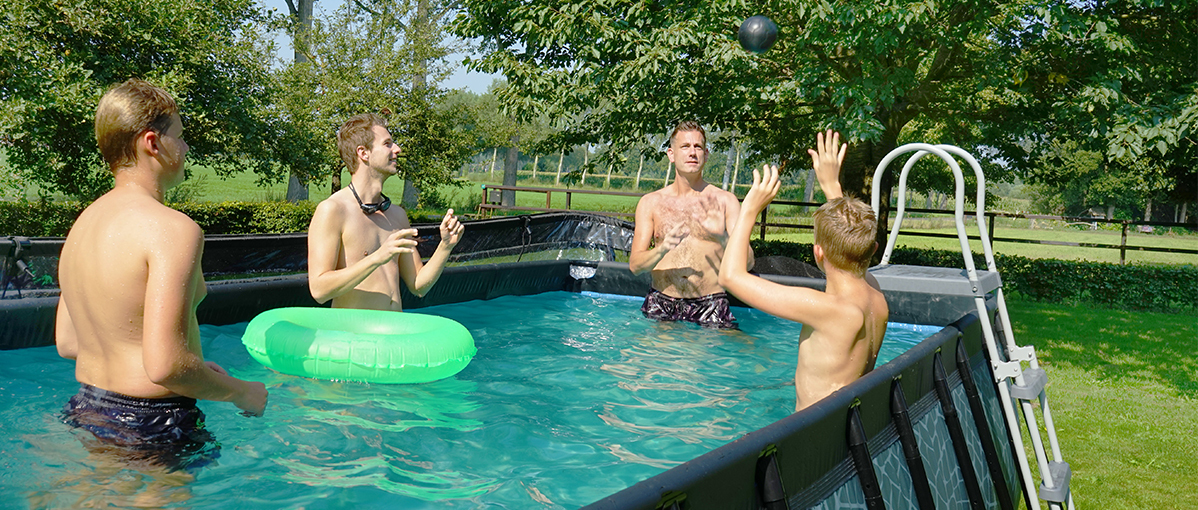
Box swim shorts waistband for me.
[73,383,198,409]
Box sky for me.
[260,0,500,94]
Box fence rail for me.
[477,186,1197,265]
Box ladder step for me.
[1037,461,1071,503]
[1008,368,1047,400]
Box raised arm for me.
[398,209,464,297]
[307,200,417,303]
[142,218,267,416]
[629,194,687,275]
[719,165,848,326]
[807,130,847,200]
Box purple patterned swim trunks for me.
[640,288,738,329]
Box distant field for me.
[5,163,1194,267]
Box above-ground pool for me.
[0,291,937,509]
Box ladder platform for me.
[868,264,1002,297]
[1038,461,1071,503]
[1008,367,1048,400]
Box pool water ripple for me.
[0,291,937,509]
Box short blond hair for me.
[94,79,179,171]
[338,113,388,173]
[814,197,877,276]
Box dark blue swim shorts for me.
[61,383,219,471]
[641,288,738,329]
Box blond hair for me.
[814,197,877,276]
[337,113,388,173]
[94,79,179,171]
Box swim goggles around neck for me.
[348,183,391,214]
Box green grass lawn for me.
[1006,298,1198,509]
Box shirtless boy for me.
[629,121,751,328]
[719,131,889,411]
[307,113,464,311]
[56,79,268,469]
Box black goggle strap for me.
[348,183,391,214]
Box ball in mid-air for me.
[738,15,778,54]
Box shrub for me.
[750,241,1197,313]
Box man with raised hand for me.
[629,121,751,329]
[307,113,464,311]
[56,79,268,470]
[720,130,889,411]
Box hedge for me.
[750,240,1198,314]
[4,201,1192,312]
[1,199,314,236]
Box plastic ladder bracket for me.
[992,360,1022,383]
[1007,345,1036,363]
[1037,461,1071,503]
[1009,368,1047,400]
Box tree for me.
[1002,0,1197,221]
[0,0,300,199]
[453,0,1033,249]
[274,0,473,201]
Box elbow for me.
[308,280,333,305]
[145,362,182,388]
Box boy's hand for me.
[439,209,465,248]
[807,129,846,200]
[742,164,781,214]
[658,223,689,253]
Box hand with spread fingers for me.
[807,129,846,200]
[741,164,781,215]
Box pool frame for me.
[0,258,1023,509]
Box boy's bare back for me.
[59,188,207,398]
[719,130,889,412]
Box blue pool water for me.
[0,291,938,509]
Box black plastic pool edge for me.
[0,259,1022,509]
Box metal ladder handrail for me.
[870,143,1074,510]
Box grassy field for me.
[1006,298,1198,509]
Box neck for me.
[670,170,707,193]
[349,170,389,202]
[112,165,167,203]
[823,264,864,293]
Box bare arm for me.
[141,219,267,415]
[398,209,464,297]
[54,296,78,360]
[807,129,846,200]
[307,200,417,303]
[629,194,687,274]
[723,193,754,271]
[719,165,852,328]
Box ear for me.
[813,243,824,263]
[355,144,370,161]
[666,146,675,163]
[139,129,161,157]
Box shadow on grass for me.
[1007,298,1198,398]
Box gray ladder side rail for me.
[869,143,1074,510]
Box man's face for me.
[667,130,707,176]
[364,125,401,174]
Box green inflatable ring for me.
[241,307,476,384]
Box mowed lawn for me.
[1006,299,1198,509]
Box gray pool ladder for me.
[870,144,1075,510]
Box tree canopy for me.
[0,0,296,199]
[453,0,1196,221]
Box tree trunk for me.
[1143,198,1153,222]
[635,153,644,190]
[399,0,430,210]
[555,149,564,185]
[285,0,314,203]
[331,169,341,194]
[489,147,498,178]
[1107,204,1115,220]
[532,154,539,180]
[803,168,817,212]
[581,145,589,185]
[502,136,519,206]
[731,144,741,194]
[722,144,735,191]
[605,163,612,188]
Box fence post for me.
[759,205,768,241]
[988,213,996,243]
[1120,221,1128,265]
